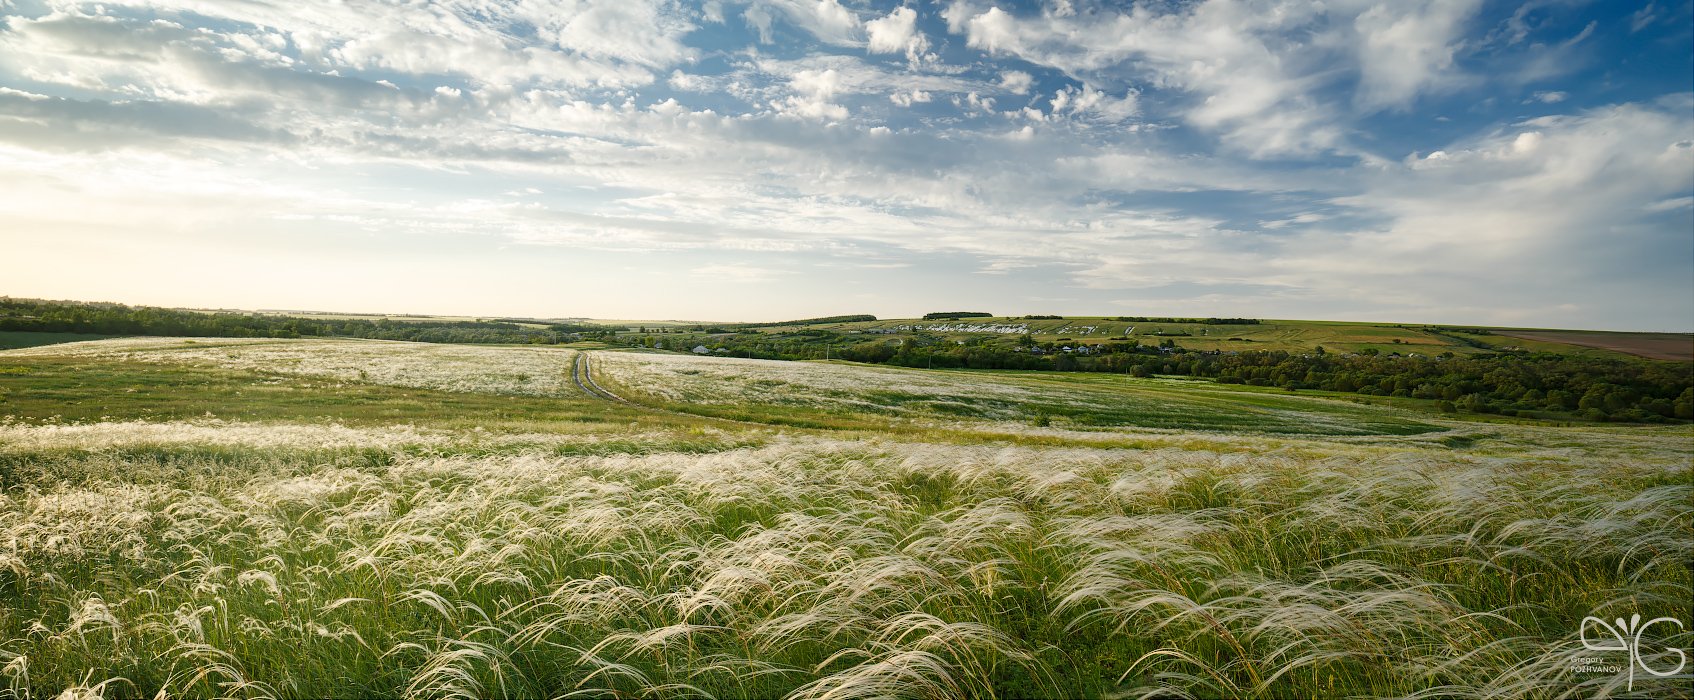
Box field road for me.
[572,351,628,403]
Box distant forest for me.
[0,298,601,344]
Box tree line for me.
[0,298,602,344]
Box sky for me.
[1,1,1691,329]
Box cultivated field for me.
[1490,330,1694,362]
[1,338,1689,699]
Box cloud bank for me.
[1,0,1689,329]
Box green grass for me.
[1,437,1687,699]
[591,357,1447,437]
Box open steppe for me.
[0,337,1688,698]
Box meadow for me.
[0,337,1689,699]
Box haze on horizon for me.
[2,1,1692,332]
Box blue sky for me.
[1,0,1690,329]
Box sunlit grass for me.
[3,435,1688,698]
[592,352,1445,436]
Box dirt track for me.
[571,351,627,402]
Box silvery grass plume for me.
[0,418,1686,697]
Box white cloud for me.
[701,1,726,24]
[962,7,1019,54]
[940,0,975,34]
[1259,212,1328,230]
[998,70,1033,95]
[775,67,849,120]
[0,3,680,108]
[944,1,1488,155]
[889,89,931,107]
[743,0,861,46]
[865,6,929,62]
[1050,84,1138,122]
[1645,195,1693,213]
[747,54,981,97]
[0,1,1687,329]
[953,90,995,116]
[667,70,714,91]
[1351,0,1484,110]
[1308,100,1694,304]
[789,67,842,97]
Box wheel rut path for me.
[572,351,628,403]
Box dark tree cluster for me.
[1113,317,1262,324]
[1187,350,1692,422]
[727,315,877,329]
[922,312,994,320]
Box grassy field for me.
[1,338,1689,698]
[590,351,1444,436]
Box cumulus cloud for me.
[1298,98,1694,324]
[865,6,929,62]
[1049,84,1139,122]
[889,89,931,107]
[776,67,850,120]
[1357,101,1692,253]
